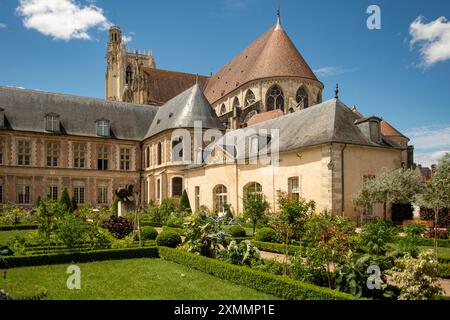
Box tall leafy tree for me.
[271,195,315,274]
[243,190,269,235]
[354,168,423,221]
[416,153,450,255]
[59,188,71,212]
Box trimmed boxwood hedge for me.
[393,236,450,248]
[252,241,302,255]
[0,224,38,231]
[3,247,159,268]
[437,263,450,279]
[158,247,357,300]
[162,226,185,236]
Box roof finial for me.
[334,83,339,99]
[276,6,281,26]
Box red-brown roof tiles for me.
[204,23,322,104]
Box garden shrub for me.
[357,220,396,255]
[437,263,450,279]
[228,225,246,237]
[255,227,278,243]
[156,231,182,248]
[162,226,184,236]
[158,247,357,300]
[3,247,159,268]
[55,214,88,249]
[219,240,261,266]
[111,234,135,249]
[252,259,285,276]
[251,241,302,255]
[140,226,158,240]
[388,250,443,300]
[166,214,185,228]
[102,216,134,239]
[0,224,38,231]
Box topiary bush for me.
[228,225,246,237]
[102,216,134,239]
[141,226,158,240]
[166,214,185,228]
[156,231,182,248]
[255,227,278,243]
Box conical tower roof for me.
[204,21,321,103]
[145,83,224,139]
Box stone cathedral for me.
[0,14,413,222]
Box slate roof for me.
[143,68,209,105]
[144,84,224,139]
[204,21,322,103]
[213,98,398,160]
[0,86,158,141]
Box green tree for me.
[59,188,71,212]
[35,201,65,247]
[179,190,191,213]
[70,197,78,213]
[243,190,270,235]
[271,195,315,274]
[111,196,119,216]
[357,220,395,255]
[55,214,88,250]
[354,168,423,221]
[416,153,450,256]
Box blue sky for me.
[0,0,449,166]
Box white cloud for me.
[313,66,356,77]
[409,16,450,67]
[0,23,7,29]
[122,34,132,44]
[414,150,450,167]
[404,124,450,167]
[405,124,450,150]
[16,0,111,41]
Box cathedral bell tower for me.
[106,26,126,101]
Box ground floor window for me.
[214,184,228,214]
[97,183,108,205]
[195,186,200,212]
[172,177,183,197]
[156,179,161,201]
[73,181,85,204]
[17,178,31,204]
[288,177,300,200]
[46,180,58,201]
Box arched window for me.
[213,184,228,214]
[243,182,263,207]
[220,104,226,116]
[172,177,183,197]
[266,85,284,111]
[125,65,133,86]
[172,137,183,162]
[244,90,256,107]
[232,97,240,109]
[145,146,150,168]
[157,142,163,165]
[296,87,309,109]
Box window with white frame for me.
[288,177,300,200]
[73,143,86,168]
[97,145,109,170]
[213,184,228,214]
[45,114,60,132]
[46,141,59,167]
[96,119,110,137]
[46,179,58,201]
[97,182,108,205]
[120,148,131,171]
[17,178,31,204]
[17,140,31,166]
[73,181,85,204]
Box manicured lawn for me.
[388,243,450,259]
[0,258,279,300]
[0,230,31,244]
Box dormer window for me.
[354,117,382,144]
[45,113,60,132]
[96,119,110,137]
[369,120,382,143]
